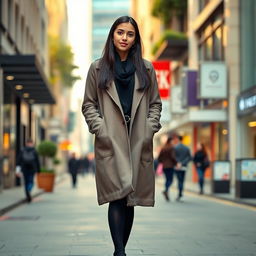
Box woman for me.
[82,16,162,256]
[193,143,209,194]
[158,136,177,201]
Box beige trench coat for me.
[82,59,162,206]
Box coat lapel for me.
[130,73,146,128]
[106,81,124,116]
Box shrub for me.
[37,140,57,158]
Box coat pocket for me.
[95,120,114,159]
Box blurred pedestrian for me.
[68,152,79,188]
[82,16,162,256]
[173,134,192,201]
[79,154,90,176]
[158,136,177,201]
[16,138,40,203]
[193,142,210,194]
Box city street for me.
[0,174,255,256]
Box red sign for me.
[152,61,171,99]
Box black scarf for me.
[114,52,136,116]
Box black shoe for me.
[26,191,32,203]
[176,195,183,202]
[114,252,126,256]
[162,191,170,201]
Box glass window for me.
[198,44,205,61]
[197,9,224,62]
[8,0,12,30]
[205,37,213,60]
[240,0,256,91]
[14,4,19,41]
[213,26,222,60]
[199,0,210,12]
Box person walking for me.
[82,16,162,256]
[173,134,191,202]
[16,138,40,203]
[68,152,80,188]
[193,143,210,194]
[158,136,177,201]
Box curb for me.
[185,188,256,209]
[0,174,67,216]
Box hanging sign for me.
[152,61,171,99]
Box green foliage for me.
[152,29,187,55]
[152,0,187,27]
[39,168,55,174]
[53,158,61,165]
[49,36,80,87]
[37,140,57,158]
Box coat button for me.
[122,121,125,125]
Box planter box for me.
[37,173,55,192]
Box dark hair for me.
[165,136,173,145]
[200,143,207,156]
[172,133,183,141]
[26,138,33,144]
[98,16,150,90]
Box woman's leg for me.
[108,198,134,255]
[123,205,134,248]
[197,168,204,194]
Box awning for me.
[0,55,55,104]
[156,109,227,137]
[155,38,188,60]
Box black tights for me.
[108,198,134,256]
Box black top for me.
[193,150,208,170]
[17,146,41,174]
[114,52,136,118]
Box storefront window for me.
[2,85,16,187]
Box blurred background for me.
[0,0,255,200]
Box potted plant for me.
[37,140,58,192]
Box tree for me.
[152,0,187,28]
[49,36,80,88]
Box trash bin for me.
[236,159,256,198]
[212,161,230,193]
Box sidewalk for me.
[0,173,66,216]
[0,174,255,256]
[1,173,255,217]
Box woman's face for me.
[113,22,136,58]
[197,143,202,150]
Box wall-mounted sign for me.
[181,69,200,107]
[237,85,256,116]
[213,161,230,181]
[199,62,227,99]
[171,86,186,114]
[152,61,171,99]
[241,159,256,181]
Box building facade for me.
[0,0,55,190]
[149,0,255,195]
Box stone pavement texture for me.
[0,175,255,256]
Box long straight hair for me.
[98,16,150,90]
